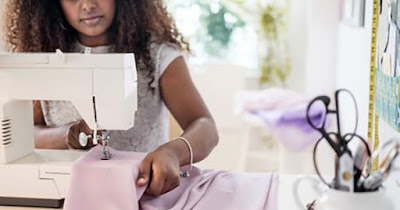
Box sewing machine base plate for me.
[0,197,64,208]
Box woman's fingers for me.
[138,155,153,186]
[161,176,180,195]
[146,168,166,196]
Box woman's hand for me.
[137,145,181,196]
[65,120,95,149]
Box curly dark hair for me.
[4,0,189,90]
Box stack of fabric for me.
[236,88,324,151]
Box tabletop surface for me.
[0,173,399,210]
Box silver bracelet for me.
[173,136,193,178]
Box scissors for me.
[306,89,371,192]
[361,139,400,191]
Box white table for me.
[1,173,399,210]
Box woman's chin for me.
[77,29,110,45]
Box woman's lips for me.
[80,15,103,26]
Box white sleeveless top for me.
[40,42,184,152]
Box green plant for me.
[198,1,246,55]
[259,3,291,86]
[167,0,246,56]
[260,4,286,39]
[224,0,291,86]
[259,49,291,86]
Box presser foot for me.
[101,149,113,160]
[100,131,113,160]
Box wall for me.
[286,0,308,92]
[287,0,386,143]
[336,0,372,138]
[304,0,339,96]
[286,0,339,97]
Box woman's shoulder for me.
[150,41,186,75]
[150,41,181,56]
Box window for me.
[167,0,258,69]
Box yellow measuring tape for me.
[367,0,380,172]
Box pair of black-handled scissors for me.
[306,89,371,192]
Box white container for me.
[293,176,395,210]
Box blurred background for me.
[0,0,379,175]
[165,0,370,175]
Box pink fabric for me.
[63,146,147,210]
[64,146,279,210]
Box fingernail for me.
[137,177,147,185]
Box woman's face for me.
[60,0,116,46]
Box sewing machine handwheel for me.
[79,132,89,147]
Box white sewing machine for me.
[0,51,137,208]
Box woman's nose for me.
[81,0,97,12]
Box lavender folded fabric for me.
[64,146,279,210]
[236,88,325,151]
[254,104,324,151]
[236,88,308,112]
[140,167,278,210]
[236,88,324,131]
[256,103,325,133]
